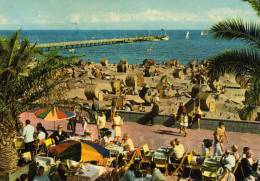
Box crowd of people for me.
[15,100,259,181]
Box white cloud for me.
[67,8,256,27]
[0,15,7,25]
[207,8,253,22]
[80,9,202,23]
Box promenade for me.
[19,112,260,158]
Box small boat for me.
[161,35,169,41]
[68,48,75,53]
[201,29,209,36]
[185,31,190,40]
[160,29,169,41]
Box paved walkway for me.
[19,112,260,158]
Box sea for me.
[0,30,246,64]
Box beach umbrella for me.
[34,107,76,129]
[49,140,110,162]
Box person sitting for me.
[121,163,136,181]
[100,131,114,146]
[231,145,240,161]
[81,130,92,141]
[33,166,50,181]
[149,162,166,181]
[202,139,213,158]
[220,150,236,180]
[20,174,28,181]
[121,133,135,152]
[36,123,48,144]
[170,138,185,161]
[241,152,257,181]
[50,125,69,144]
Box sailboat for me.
[201,29,208,36]
[185,31,190,40]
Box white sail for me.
[185,31,190,39]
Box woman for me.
[112,112,123,138]
[179,112,188,137]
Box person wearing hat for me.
[121,133,135,152]
[231,145,240,161]
[220,149,236,181]
[50,125,69,144]
[81,129,92,141]
[112,112,123,138]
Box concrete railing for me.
[115,110,260,134]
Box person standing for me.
[22,120,35,156]
[97,111,106,138]
[176,102,187,120]
[97,111,106,130]
[214,122,228,155]
[179,112,188,137]
[112,112,123,138]
[148,101,159,125]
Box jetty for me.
[36,35,169,50]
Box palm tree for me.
[208,0,260,120]
[209,0,260,119]
[0,31,79,171]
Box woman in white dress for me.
[112,112,123,138]
[179,112,188,137]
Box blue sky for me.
[0,0,258,30]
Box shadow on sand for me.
[136,113,175,127]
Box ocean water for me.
[0,30,246,64]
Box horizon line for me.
[0,28,208,31]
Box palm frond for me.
[245,76,260,106]
[211,18,260,48]
[208,49,260,80]
[243,0,260,16]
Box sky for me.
[0,0,258,30]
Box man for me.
[219,150,236,180]
[50,125,69,144]
[112,112,123,138]
[121,133,135,152]
[22,120,35,155]
[33,166,50,181]
[149,162,166,181]
[241,152,257,181]
[148,101,159,125]
[97,111,106,130]
[214,121,227,155]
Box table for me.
[105,144,124,156]
[201,156,223,178]
[152,147,170,160]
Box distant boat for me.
[161,35,169,41]
[185,31,190,40]
[161,28,169,41]
[68,48,75,53]
[201,30,209,36]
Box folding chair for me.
[154,157,168,176]
[172,152,189,176]
[43,138,55,156]
[22,151,32,163]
